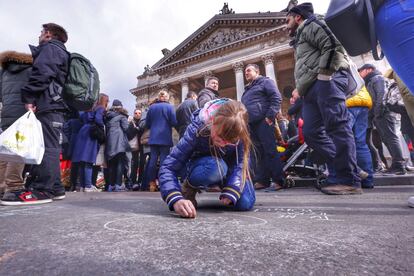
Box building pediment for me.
[152,12,288,73]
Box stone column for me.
[232,62,244,101]
[180,78,189,103]
[203,71,213,86]
[262,54,278,89]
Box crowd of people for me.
[0,1,413,216]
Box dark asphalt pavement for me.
[1,185,413,275]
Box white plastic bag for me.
[0,111,45,164]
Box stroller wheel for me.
[284,176,295,188]
[315,174,327,190]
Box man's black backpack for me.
[63,53,100,111]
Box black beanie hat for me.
[288,2,314,19]
[112,99,123,107]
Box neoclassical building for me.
[130,3,389,112]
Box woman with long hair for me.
[71,93,108,192]
[159,99,255,218]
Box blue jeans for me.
[376,0,414,94]
[188,156,256,211]
[79,162,93,188]
[302,74,360,187]
[348,107,374,187]
[144,145,170,188]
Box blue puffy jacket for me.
[159,101,246,210]
[241,76,281,124]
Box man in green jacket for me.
[286,3,361,195]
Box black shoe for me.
[50,189,66,200]
[384,167,407,175]
[1,189,53,206]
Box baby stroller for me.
[277,119,327,189]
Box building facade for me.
[130,4,389,113]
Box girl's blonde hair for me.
[211,101,252,187]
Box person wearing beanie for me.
[286,3,362,195]
[359,64,409,175]
[112,99,122,107]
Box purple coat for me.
[71,107,105,163]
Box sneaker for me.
[114,184,126,192]
[50,189,66,200]
[405,166,414,172]
[84,186,101,192]
[408,196,414,208]
[107,185,115,192]
[264,182,283,192]
[181,180,199,208]
[1,190,53,206]
[321,185,363,195]
[132,183,141,191]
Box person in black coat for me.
[241,63,283,190]
[21,23,70,201]
[176,91,198,138]
[0,51,46,205]
[359,64,406,175]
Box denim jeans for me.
[348,107,374,187]
[108,153,126,186]
[376,0,414,94]
[79,162,93,188]
[143,145,170,188]
[188,156,256,211]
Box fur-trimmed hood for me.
[0,51,33,69]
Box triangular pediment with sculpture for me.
[183,27,269,58]
[153,12,288,70]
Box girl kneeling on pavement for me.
[159,99,255,218]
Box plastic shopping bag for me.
[0,111,45,164]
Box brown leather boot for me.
[181,180,199,208]
[149,181,158,192]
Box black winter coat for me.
[197,87,219,108]
[364,70,386,119]
[176,98,198,138]
[241,76,281,124]
[0,51,33,130]
[21,39,69,113]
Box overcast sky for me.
[0,0,329,113]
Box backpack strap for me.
[365,0,384,60]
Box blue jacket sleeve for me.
[94,107,105,127]
[219,142,245,205]
[145,108,152,129]
[159,120,199,210]
[264,79,281,121]
[169,105,178,127]
[21,45,60,104]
